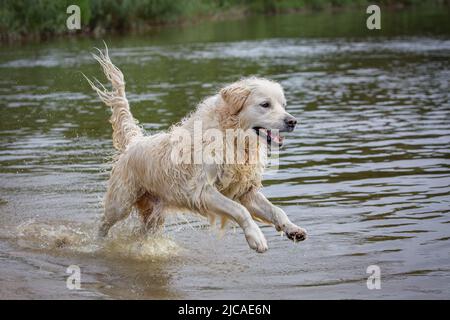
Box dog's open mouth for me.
[253,127,284,147]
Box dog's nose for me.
[285,116,297,127]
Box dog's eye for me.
[260,102,270,108]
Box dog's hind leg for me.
[135,193,165,233]
[98,175,138,238]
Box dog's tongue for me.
[267,130,284,145]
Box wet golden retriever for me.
[85,46,307,253]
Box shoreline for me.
[0,1,447,45]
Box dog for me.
[85,46,307,253]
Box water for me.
[1,7,450,299]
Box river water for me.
[0,7,449,299]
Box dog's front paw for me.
[244,225,268,253]
[285,225,307,242]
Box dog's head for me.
[220,77,297,147]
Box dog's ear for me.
[220,82,251,114]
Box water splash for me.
[10,218,181,260]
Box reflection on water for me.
[0,7,449,299]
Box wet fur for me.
[86,46,307,253]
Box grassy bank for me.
[0,0,447,43]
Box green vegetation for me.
[0,0,446,42]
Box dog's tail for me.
[84,44,143,152]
